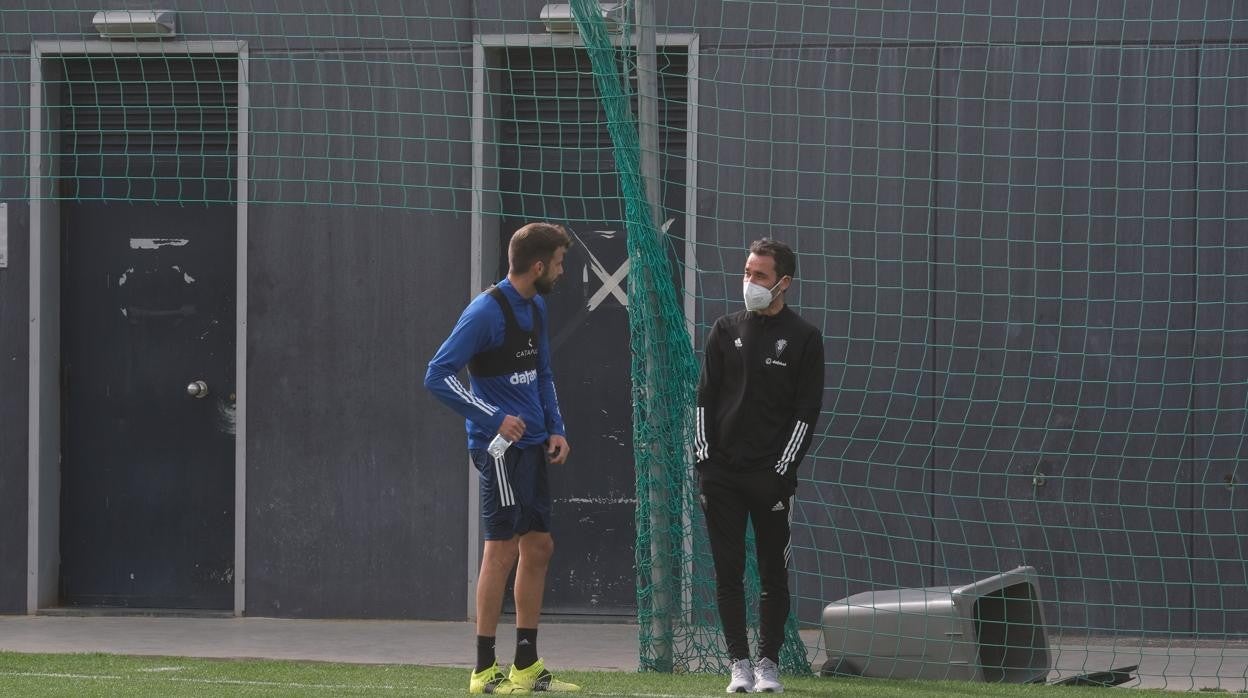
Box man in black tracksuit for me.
[696,238,824,693]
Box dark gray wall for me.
[239,38,476,617]
[2,2,1246,633]
[0,55,29,613]
[925,44,1205,633]
[660,1,1248,46]
[245,205,470,619]
[0,72,28,611]
[0,2,481,619]
[688,27,1247,634]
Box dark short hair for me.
[749,238,796,279]
[509,222,573,274]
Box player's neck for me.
[507,272,538,299]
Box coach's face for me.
[533,247,567,295]
[744,253,789,293]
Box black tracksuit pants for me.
[698,467,794,663]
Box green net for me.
[4,1,1247,690]
[564,0,808,675]
[565,0,706,673]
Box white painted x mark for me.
[577,230,629,312]
[587,258,629,311]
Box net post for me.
[633,0,676,673]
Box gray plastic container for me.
[821,565,1050,683]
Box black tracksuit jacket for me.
[695,304,825,489]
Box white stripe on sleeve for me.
[695,407,708,461]
[774,420,809,475]
[444,376,499,417]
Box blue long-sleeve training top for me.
[424,278,566,449]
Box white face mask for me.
[743,279,781,312]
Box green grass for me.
[0,651,1145,697]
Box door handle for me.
[186,380,209,399]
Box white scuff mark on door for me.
[560,496,638,505]
[130,237,189,249]
[172,265,196,284]
[217,399,237,435]
[199,319,220,340]
[118,267,134,286]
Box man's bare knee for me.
[482,539,520,573]
[519,532,554,566]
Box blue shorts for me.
[469,443,551,540]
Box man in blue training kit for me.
[425,222,581,694]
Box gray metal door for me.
[56,55,237,609]
[60,204,236,609]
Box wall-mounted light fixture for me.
[539,3,624,34]
[91,10,177,39]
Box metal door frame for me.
[469,32,698,620]
[27,40,249,615]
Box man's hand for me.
[498,415,526,442]
[546,434,570,464]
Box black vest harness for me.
[467,286,541,378]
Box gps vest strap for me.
[467,286,541,378]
